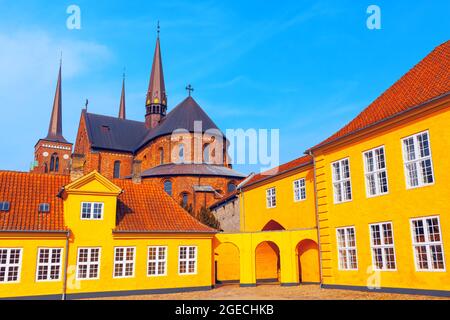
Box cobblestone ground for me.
[91,284,448,300]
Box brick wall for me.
[32,140,73,175]
[143,175,239,214]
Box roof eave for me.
[242,161,314,191]
[306,91,450,154]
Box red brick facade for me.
[32,140,73,175]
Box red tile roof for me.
[0,171,69,232]
[311,40,450,151]
[114,179,216,233]
[242,155,313,189]
[0,171,215,233]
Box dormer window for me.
[38,203,50,213]
[0,202,10,212]
[81,202,104,220]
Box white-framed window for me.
[369,222,396,271]
[402,131,435,189]
[179,246,197,275]
[332,158,352,203]
[293,179,306,202]
[148,246,167,277]
[76,248,101,280]
[0,248,22,283]
[336,227,358,270]
[266,187,276,208]
[81,202,104,220]
[411,216,445,271]
[113,247,135,278]
[363,146,389,197]
[36,248,62,281]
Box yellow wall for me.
[0,233,67,299]
[255,242,279,282]
[215,243,240,283]
[65,235,213,296]
[314,104,450,292]
[215,229,319,286]
[240,166,316,232]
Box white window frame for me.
[266,187,276,208]
[0,248,22,283]
[331,158,352,204]
[363,146,389,198]
[147,246,168,277]
[36,248,63,282]
[410,216,446,272]
[178,246,197,275]
[369,222,397,271]
[336,227,358,271]
[401,130,435,189]
[113,247,136,279]
[293,179,306,202]
[80,202,104,221]
[76,247,101,280]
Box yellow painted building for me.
[214,156,321,287]
[307,41,450,295]
[0,171,216,299]
[214,40,450,297]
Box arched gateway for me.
[213,228,320,287]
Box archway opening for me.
[296,239,320,284]
[215,242,240,285]
[262,220,285,231]
[255,241,280,284]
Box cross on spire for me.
[186,84,194,97]
[157,21,160,37]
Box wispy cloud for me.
[0,29,113,171]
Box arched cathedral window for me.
[50,153,59,172]
[113,161,121,179]
[164,180,173,196]
[179,144,185,163]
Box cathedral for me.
[31,30,246,213]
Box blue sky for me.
[0,0,448,174]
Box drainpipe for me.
[62,231,70,300]
[309,151,324,286]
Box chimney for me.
[132,160,142,184]
[70,154,86,182]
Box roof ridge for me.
[86,111,146,125]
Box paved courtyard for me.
[91,284,448,300]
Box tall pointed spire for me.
[118,72,126,119]
[45,60,68,143]
[145,21,167,129]
[146,23,167,107]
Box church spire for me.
[118,72,126,119]
[45,61,67,143]
[145,21,167,129]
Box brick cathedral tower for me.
[145,25,167,129]
[32,62,73,175]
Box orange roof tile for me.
[242,155,313,189]
[311,40,450,151]
[0,171,69,232]
[0,171,215,233]
[114,179,216,233]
